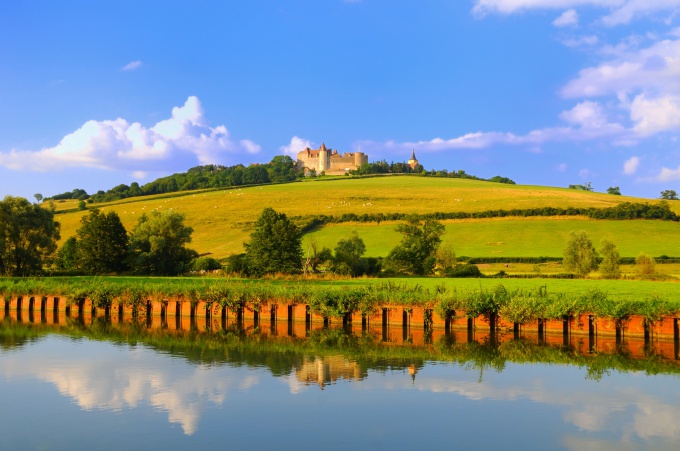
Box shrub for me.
[598,239,621,279]
[225,253,249,276]
[636,253,656,276]
[445,264,483,278]
[192,257,222,272]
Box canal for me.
[1,316,679,450]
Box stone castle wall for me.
[296,144,367,175]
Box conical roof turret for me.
[410,149,417,161]
[320,142,327,151]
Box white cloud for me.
[122,60,142,71]
[561,39,680,99]
[240,139,261,154]
[557,163,568,172]
[472,1,680,26]
[557,37,680,135]
[1,341,254,436]
[357,101,628,153]
[630,94,680,134]
[623,155,640,174]
[554,9,579,27]
[0,96,260,173]
[578,168,592,178]
[655,165,680,181]
[280,136,314,156]
[559,100,609,128]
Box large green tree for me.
[0,195,60,276]
[55,237,80,271]
[267,156,298,182]
[76,209,129,274]
[245,207,302,275]
[385,218,444,275]
[332,231,367,277]
[562,230,599,277]
[661,189,678,200]
[128,210,197,275]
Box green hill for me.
[52,175,680,260]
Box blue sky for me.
[2,0,680,200]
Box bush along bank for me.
[1,279,679,338]
[294,201,680,233]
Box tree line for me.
[349,160,516,185]
[48,156,299,204]
[293,201,679,234]
[231,207,465,278]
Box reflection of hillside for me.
[2,316,680,380]
[295,356,366,389]
[3,317,680,445]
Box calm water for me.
[2,317,680,450]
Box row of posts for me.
[2,295,680,342]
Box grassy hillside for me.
[303,218,680,258]
[51,176,680,259]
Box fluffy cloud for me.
[280,136,314,156]
[623,155,640,174]
[655,166,680,181]
[554,9,579,27]
[358,102,627,153]
[559,100,609,127]
[630,94,680,134]
[0,96,259,173]
[1,340,256,435]
[472,1,680,26]
[557,37,680,135]
[561,39,680,99]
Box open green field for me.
[303,217,680,258]
[50,176,680,259]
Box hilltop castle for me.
[296,143,368,175]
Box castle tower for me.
[408,149,419,169]
[318,142,329,172]
[354,150,365,168]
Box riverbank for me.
[2,276,680,339]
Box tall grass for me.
[1,277,679,325]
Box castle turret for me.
[318,142,329,172]
[354,151,366,168]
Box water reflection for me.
[1,315,680,447]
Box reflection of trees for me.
[1,318,680,381]
[0,319,45,351]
